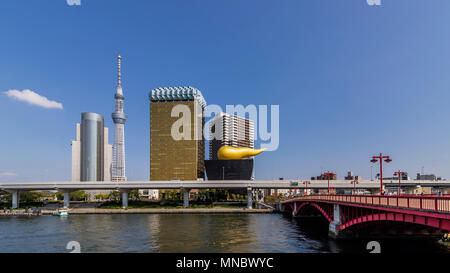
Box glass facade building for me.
[81,112,105,181]
[149,86,206,181]
[71,112,112,182]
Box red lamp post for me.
[322,172,335,194]
[370,153,392,195]
[394,170,406,195]
[303,180,311,196]
[351,180,359,195]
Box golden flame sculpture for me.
[217,146,266,160]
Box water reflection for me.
[0,214,447,253]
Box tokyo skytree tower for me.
[111,54,127,182]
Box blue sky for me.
[1,0,450,182]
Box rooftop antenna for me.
[117,54,122,87]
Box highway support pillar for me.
[247,188,253,209]
[63,191,70,208]
[11,190,19,209]
[328,204,342,239]
[183,189,190,208]
[121,190,129,209]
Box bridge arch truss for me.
[281,195,450,236]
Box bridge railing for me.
[284,194,450,213]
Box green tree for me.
[0,190,11,203]
[129,190,140,201]
[215,189,229,201]
[56,192,63,201]
[55,191,87,201]
[70,190,87,201]
[109,190,121,201]
[95,194,109,200]
[20,191,45,203]
[197,190,208,202]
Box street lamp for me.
[303,180,311,196]
[394,170,406,195]
[322,172,335,194]
[351,180,359,195]
[370,153,392,195]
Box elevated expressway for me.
[1,180,449,209]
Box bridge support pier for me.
[121,190,129,209]
[292,202,297,217]
[328,204,342,239]
[247,188,253,209]
[11,190,19,209]
[183,189,190,208]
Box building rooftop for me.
[149,86,206,108]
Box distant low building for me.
[376,173,410,181]
[416,173,441,181]
[264,178,291,197]
[311,172,337,180]
[344,171,354,180]
[344,171,362,181]
[383,172,410,181]
[139,189,159,200]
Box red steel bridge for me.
[279,195,450,238]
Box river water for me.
[0,214,448,253]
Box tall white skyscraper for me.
[111,55,127,182]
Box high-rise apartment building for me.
[149,86,206,181]
[71,112,112,182]
[209,112,254,160]
[205,113,255,183]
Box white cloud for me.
[3,89,63,110]
[0,172,18,177]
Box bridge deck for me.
[282,194,450,214]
